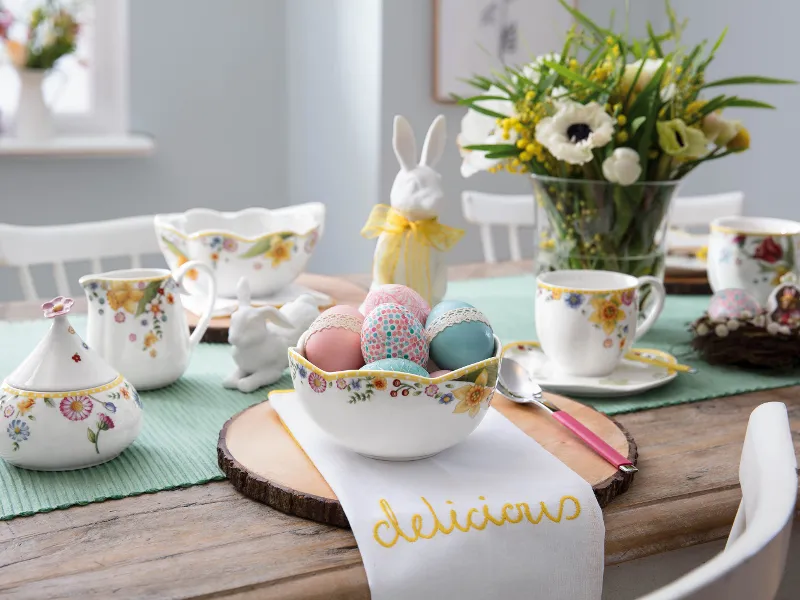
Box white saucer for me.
[502,341,678,398]
[182,282,333,318]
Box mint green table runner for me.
[2,275,798,520]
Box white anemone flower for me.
[535,101,615,165]
[520,53,561,84]
[458,86,516,177]
[602,148,642,186]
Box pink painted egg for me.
[708,289,761,321]
[305,305,365,372]
[429,369,452,378]
[362,284,430,324]
[361,303,429,367]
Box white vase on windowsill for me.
[14,68,55,142]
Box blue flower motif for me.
[82,342,89,349]
[623,324,629,334]
[565,293,584,309]
[350,379,362,390]
[132,390,142,409]
[89,282,99,290]
[102,402,117,414]
[212,236,222,245]
[141,319,148,327]
[7,419,29,442]
[438,392,455,405]
[98,309,104,315]
[161,315,168,322]
[297,365,307,379]
[98,297,105,305]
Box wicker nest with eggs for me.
[691,308,800,369]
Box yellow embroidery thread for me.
[373,495,582,548]
[361,204,464,303]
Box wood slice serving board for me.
[218,393,637,528]
[188,274,367,343]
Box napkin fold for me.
[271,392,604,600]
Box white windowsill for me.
[0,134,155,157]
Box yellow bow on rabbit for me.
[361,204,464,304]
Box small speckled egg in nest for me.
[361,303,428,367]
[707,289,761,321]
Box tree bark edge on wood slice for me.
[218,394,638,527]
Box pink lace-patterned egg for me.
[362,284,430,324]
[304,305,365,372]
[361,303,429,367]
[708,289,760,321]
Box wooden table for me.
[1,266,798,599]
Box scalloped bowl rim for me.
[288,335,502,384]
[154,203,325,242]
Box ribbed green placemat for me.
[447,275,800,414]
[2,276,797,520]
[0,316,289,521]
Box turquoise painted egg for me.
[426,300,494,371]
[361,303,429,367]
[361,358,429,376]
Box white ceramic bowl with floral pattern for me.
[287,336,501,460]
[155,204,325,298]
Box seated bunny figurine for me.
[361,114,464,307]
[224,277,321,393]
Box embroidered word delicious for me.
[373,495,581,548]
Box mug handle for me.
[633,276,666,340]
[174,260,218,348]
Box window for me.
[0,0,128,135]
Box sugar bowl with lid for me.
[0,297,143,471]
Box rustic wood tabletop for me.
[1,265,798,599]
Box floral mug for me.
[535,270,666,377]
[78,264,217,390]
[708,216,800,305]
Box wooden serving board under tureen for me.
[217,392,637,527]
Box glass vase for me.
[531,175,681,281]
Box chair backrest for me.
[639,402,797,600]
[0,216,160,301]
[461,191,537,263]
[669,191,745,230]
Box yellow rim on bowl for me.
[2,375,125,399]
[156,223,321,244]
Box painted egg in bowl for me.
[154,203,325,298]
[287,336,501,461]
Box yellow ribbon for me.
[361,205,464,304]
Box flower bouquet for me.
[457,0,795,279]
[0,1,81,70]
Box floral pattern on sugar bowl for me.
[84,277,178,358]
[537,285,635,350]
[0,376,142,458]
[289,350,499,419]
[154,205,326,298]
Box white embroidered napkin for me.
[270,392,605,600]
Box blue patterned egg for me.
[426,300,495,371]
[361,358,429,376]
[708,289,761,321]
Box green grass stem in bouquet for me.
[456,0,795,280]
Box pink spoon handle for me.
[551,411,634,470]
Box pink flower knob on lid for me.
[42,296,74,319]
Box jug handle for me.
[173,260,218,348]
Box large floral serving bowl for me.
[154,203,325,299]
[288,336,501,460]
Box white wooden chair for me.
[669,191,745,230]
[639,402,797,600]
[0,216,161,301]
[461,191,538,263]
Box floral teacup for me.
[79,265,217,390]
[708,216,800,305]
[535,270,666,377]
[288,336,501,460]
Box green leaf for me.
[456,94,512,106]
[87,428,97,443]
[461,103,508,120]
[542,60,608,93]
[724,98,776,109]
[647,22,663,57]
[44,397,54,407]
[239,235,276,259]
[710,27,728,56]
[135,280,163,317]
[630,116,646,134]
[703,76,797,88]
[160,237,185,259]
[557,0,610,40]
[464,144,517,152]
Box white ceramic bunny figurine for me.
[224,278,321,393]
[361,114,464,307]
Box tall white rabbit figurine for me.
[224,277,321,393]
[361,114,464,306]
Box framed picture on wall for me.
[433,0,576,102]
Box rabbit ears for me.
[393,114,447,171]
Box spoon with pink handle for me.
[498,357,638,474]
